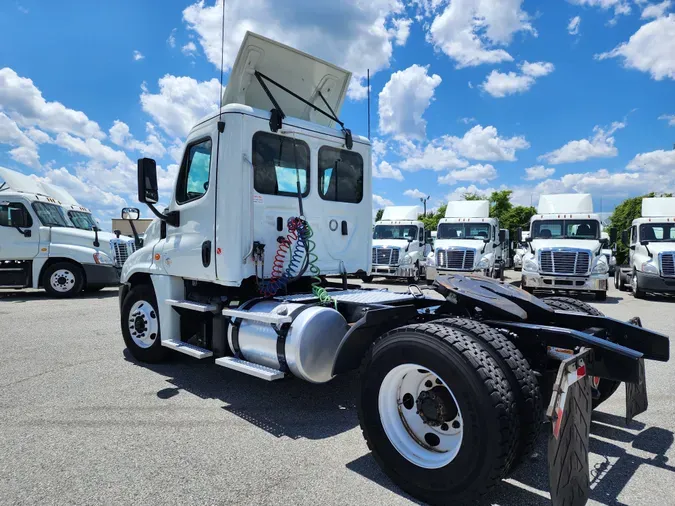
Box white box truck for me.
[615,197,675,298]
[425,200,507,282]
[0,167,135,296]
[519,193,612,300]
[117,31,668,505]
[368,206,430,283]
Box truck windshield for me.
[32,202,70,227]
[373,225,418,240]
[532,219,599,239]
[437,223,490,240]
[68,210,97,230]
[640,223,675,242]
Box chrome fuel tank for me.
[227,300,349,383]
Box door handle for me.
[341,221,348,236]
[202,240,212,267]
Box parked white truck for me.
[368,206,430,283]
[519,193,612,301]
[117,32,669,505]
[615,197,675,298]
[425,200,507,282]
[513,231,530,271]
[0,167,135,296]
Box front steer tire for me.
[357,323,518,504]
[121,284,167,363]
[42,262,84,298]
[433,318,542,475]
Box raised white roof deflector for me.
[445,200,490,218]
[381,206,422,222]
[538,194,593,214]
[223,32,351,128]
[0,166,80,205]
[642,197,675,217]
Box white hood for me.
[373,239,410,249]
[530,238,600,253]
[434,238,485,250]
[49,227,130,256]
[642,242,675,255]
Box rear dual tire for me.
[358,323,518,504]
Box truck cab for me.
[0,167,133,296]
[513,231,530,271]
[617,197,675,298]
[520,193,610,300]
[368,206,429,283]
[425,200,505,282]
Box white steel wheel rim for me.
[378,363,463,469]
[128,300,159,348]
[631,272,638,293]
[50,269,76,293]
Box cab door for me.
[0,199,39,260]
[161,122,218,281]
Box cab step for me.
[222,308,292,325]
[166,299,219,313]
[215,356,285,381]
[162,339,213,359]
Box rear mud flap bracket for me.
[546,348,592,506]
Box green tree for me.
[419,204,447,231]
[609,192,672,264]
[374,208,384,222]
[501,206,537,234]
[488,190,513,222]
[462,192,485,201]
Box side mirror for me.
[407,237,414,243]
[640,239,650,246]
[526,236,533,243]
[516,227,523,243]
[499,229,506,243]
[138,158,159,204]
[114,229,121,238]
[483,238,490,244]
[122,207,140,221]
[621,230,629,245]
[609,228,617,244]
[600,238,609,248]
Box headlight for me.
[642,261,659,275]
[476,256,490,270]
[426,252,436,266]
[401,254,413,265]
[592,259,609,274]
[93,252,114,265]
[523,259,538,272]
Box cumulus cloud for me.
[524,165,555,180]
[445,184,497,202]
[446,125,530,161]
[390,18,412,46]
[481,61,554,98]
[595,15,675,81]
[373,194,394,207]
[378,64,442,139]
[627,148,675,172]
[182,41,197,55]
[182,0,407,100]
[38,167,128,211]
[373,160,404,181]
[109,120,167,158]
[9,146,40,169]
[0,112,40,168]
[568,15,581,35]
[133,50,145,61]
[140,75,221,138]
[404,188,427,199]
[659,113,675,126]
[438,163,498,185]
[539,121,625,164]
[641,0,672,19]
[54,132,134,168]
[0,67,104,139]
[569,0,631,19]
[426,0,535,68]
[398,142,469,172]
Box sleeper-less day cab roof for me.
[380,206,422,222]
[641,197,675,218]
[538,193,593,215]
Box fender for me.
[120,242,166,284]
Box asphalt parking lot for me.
[1,272,674,505]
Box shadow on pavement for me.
[0,288,119,302]
[124,349,360,440]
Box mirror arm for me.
[146,203,180,227]
[14,226,31,238]
[93,227,100,248]
[128,220,142,249]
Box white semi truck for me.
[117,31,668,505]
[513,230,530,271]
[425,200,507,282]
[0,167,135,296]
[615,197,675,298]
[368,206,430,283]
[519,193,612,301]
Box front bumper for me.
[636,272,675,293]
[521,272,608,292]
[426,266,476,281]
[372,264,416,278]
[82,264,121,287]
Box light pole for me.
[420,195,431,216]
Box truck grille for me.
[436,249,475,271]
[539,250,591,275]
[110,240,135,267]
[372,247,400,265]
[660,252,675,277]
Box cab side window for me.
[176,138,212,204]
[318,146,363,204]
[419,226,424,246]
[0,202,32,228]
[252,132,310,197]
[631,226,638,244]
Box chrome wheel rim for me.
[631,272,638,293]
[128,300,158,348]
[378,363,463,469]
[50,269,76,293]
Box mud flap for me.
[626,358,648,424]
[546,349,592,506]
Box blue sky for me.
[0,0,673,228]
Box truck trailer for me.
[616,197,675,297]
[368,206,430,283]
[426,200,507,282]
[118,32,669,505]
[519,194,612,300]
